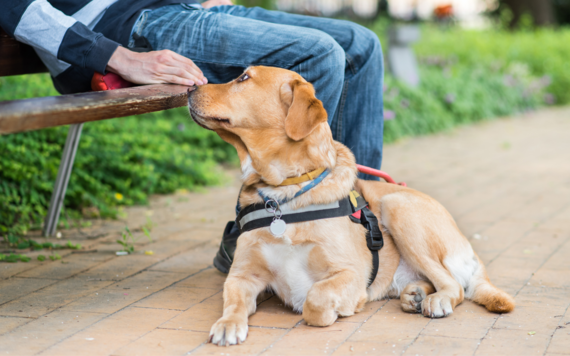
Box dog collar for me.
[277,167,326,186]
[258,168,330,206]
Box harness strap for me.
[237,190,383,287]
[237,197,354,234]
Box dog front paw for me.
[421,294,453,318]
[400,285,426,313]
[209,316,248,346]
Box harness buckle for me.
[361,207,384,251]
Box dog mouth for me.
[188,107,230,130]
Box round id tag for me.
[270,219,287,237]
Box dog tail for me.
[467,257,515,313]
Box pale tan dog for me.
[188,66,515,346]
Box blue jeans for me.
[135,4,384,180]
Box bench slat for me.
[0,28,48,77]
[0,84,193,135]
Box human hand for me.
[201,0,233,9]
[106,46,207,86]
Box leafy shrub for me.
[383,65,546,142]
[413,25,570,105]
[1,74,238,241]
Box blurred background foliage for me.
[1,0,568,241]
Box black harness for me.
[236,191,384,286]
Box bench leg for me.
[43,123,84,237]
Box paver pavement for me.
[1,106,569,355]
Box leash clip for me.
[265,199,286,237]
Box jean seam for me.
[345,53,357,76]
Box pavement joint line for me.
[31,265,211,355]
[459,177,561,239]
[0,277,60,308]
[403,316,433,355]
[485,200,570,266]
[248,325,290,330]
[472,229,570,356]
[156,327,208,333]
[329,298,390,354]
[257,319,305,356]
[131,306,186,311]
[513,233,570,298]
[543,302,570,356]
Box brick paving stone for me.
[160,292,223,332]
[63,271,188,314]
[547,311,570,355]
[0,316,30,335]
[191,327,288,355]
[248,296,303,329]
[112,328,207,356]
[133,286,219,311]
[266,321,360,356]
[0,310,107,356]
[516,286,570,308]
[40,307,180,356]
[0,261,44,280]
[0,277,112,318]
[79,255,162,281]
[337,300,387,324]
[175,268,227,290]
[334,299,430,355]
[421,301,497,340]
[404,335,481,356]
[17,253,113,280]
[475,328,551,355]
[0,278,56,306]
[149,245,219,274]
[493,305,567,332]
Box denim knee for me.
[299,30,345,78]
[345,24,383,73]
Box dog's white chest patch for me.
[261,243,314,312]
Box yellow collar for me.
[278,167,326,186]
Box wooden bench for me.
[0,27,192,237]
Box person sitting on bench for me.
[1,0,385,273]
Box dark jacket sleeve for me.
[0,0,120,74]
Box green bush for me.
[413,25,570,105]
[1,74,238,241]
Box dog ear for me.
[281,80,327,141]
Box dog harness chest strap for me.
[237,190,383,286]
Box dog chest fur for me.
[261,242,315,312]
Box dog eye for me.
[237,73,250,82]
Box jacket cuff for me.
[58,22,120,75]
[86,35,120,74]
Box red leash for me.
[356,164,407,187]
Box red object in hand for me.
[91,72,134,91]
[356,164,407,187]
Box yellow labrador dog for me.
[188,66,514,346]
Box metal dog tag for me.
[265,199,286,238]
[270,219,287,237]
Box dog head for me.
[188,66,337,186]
